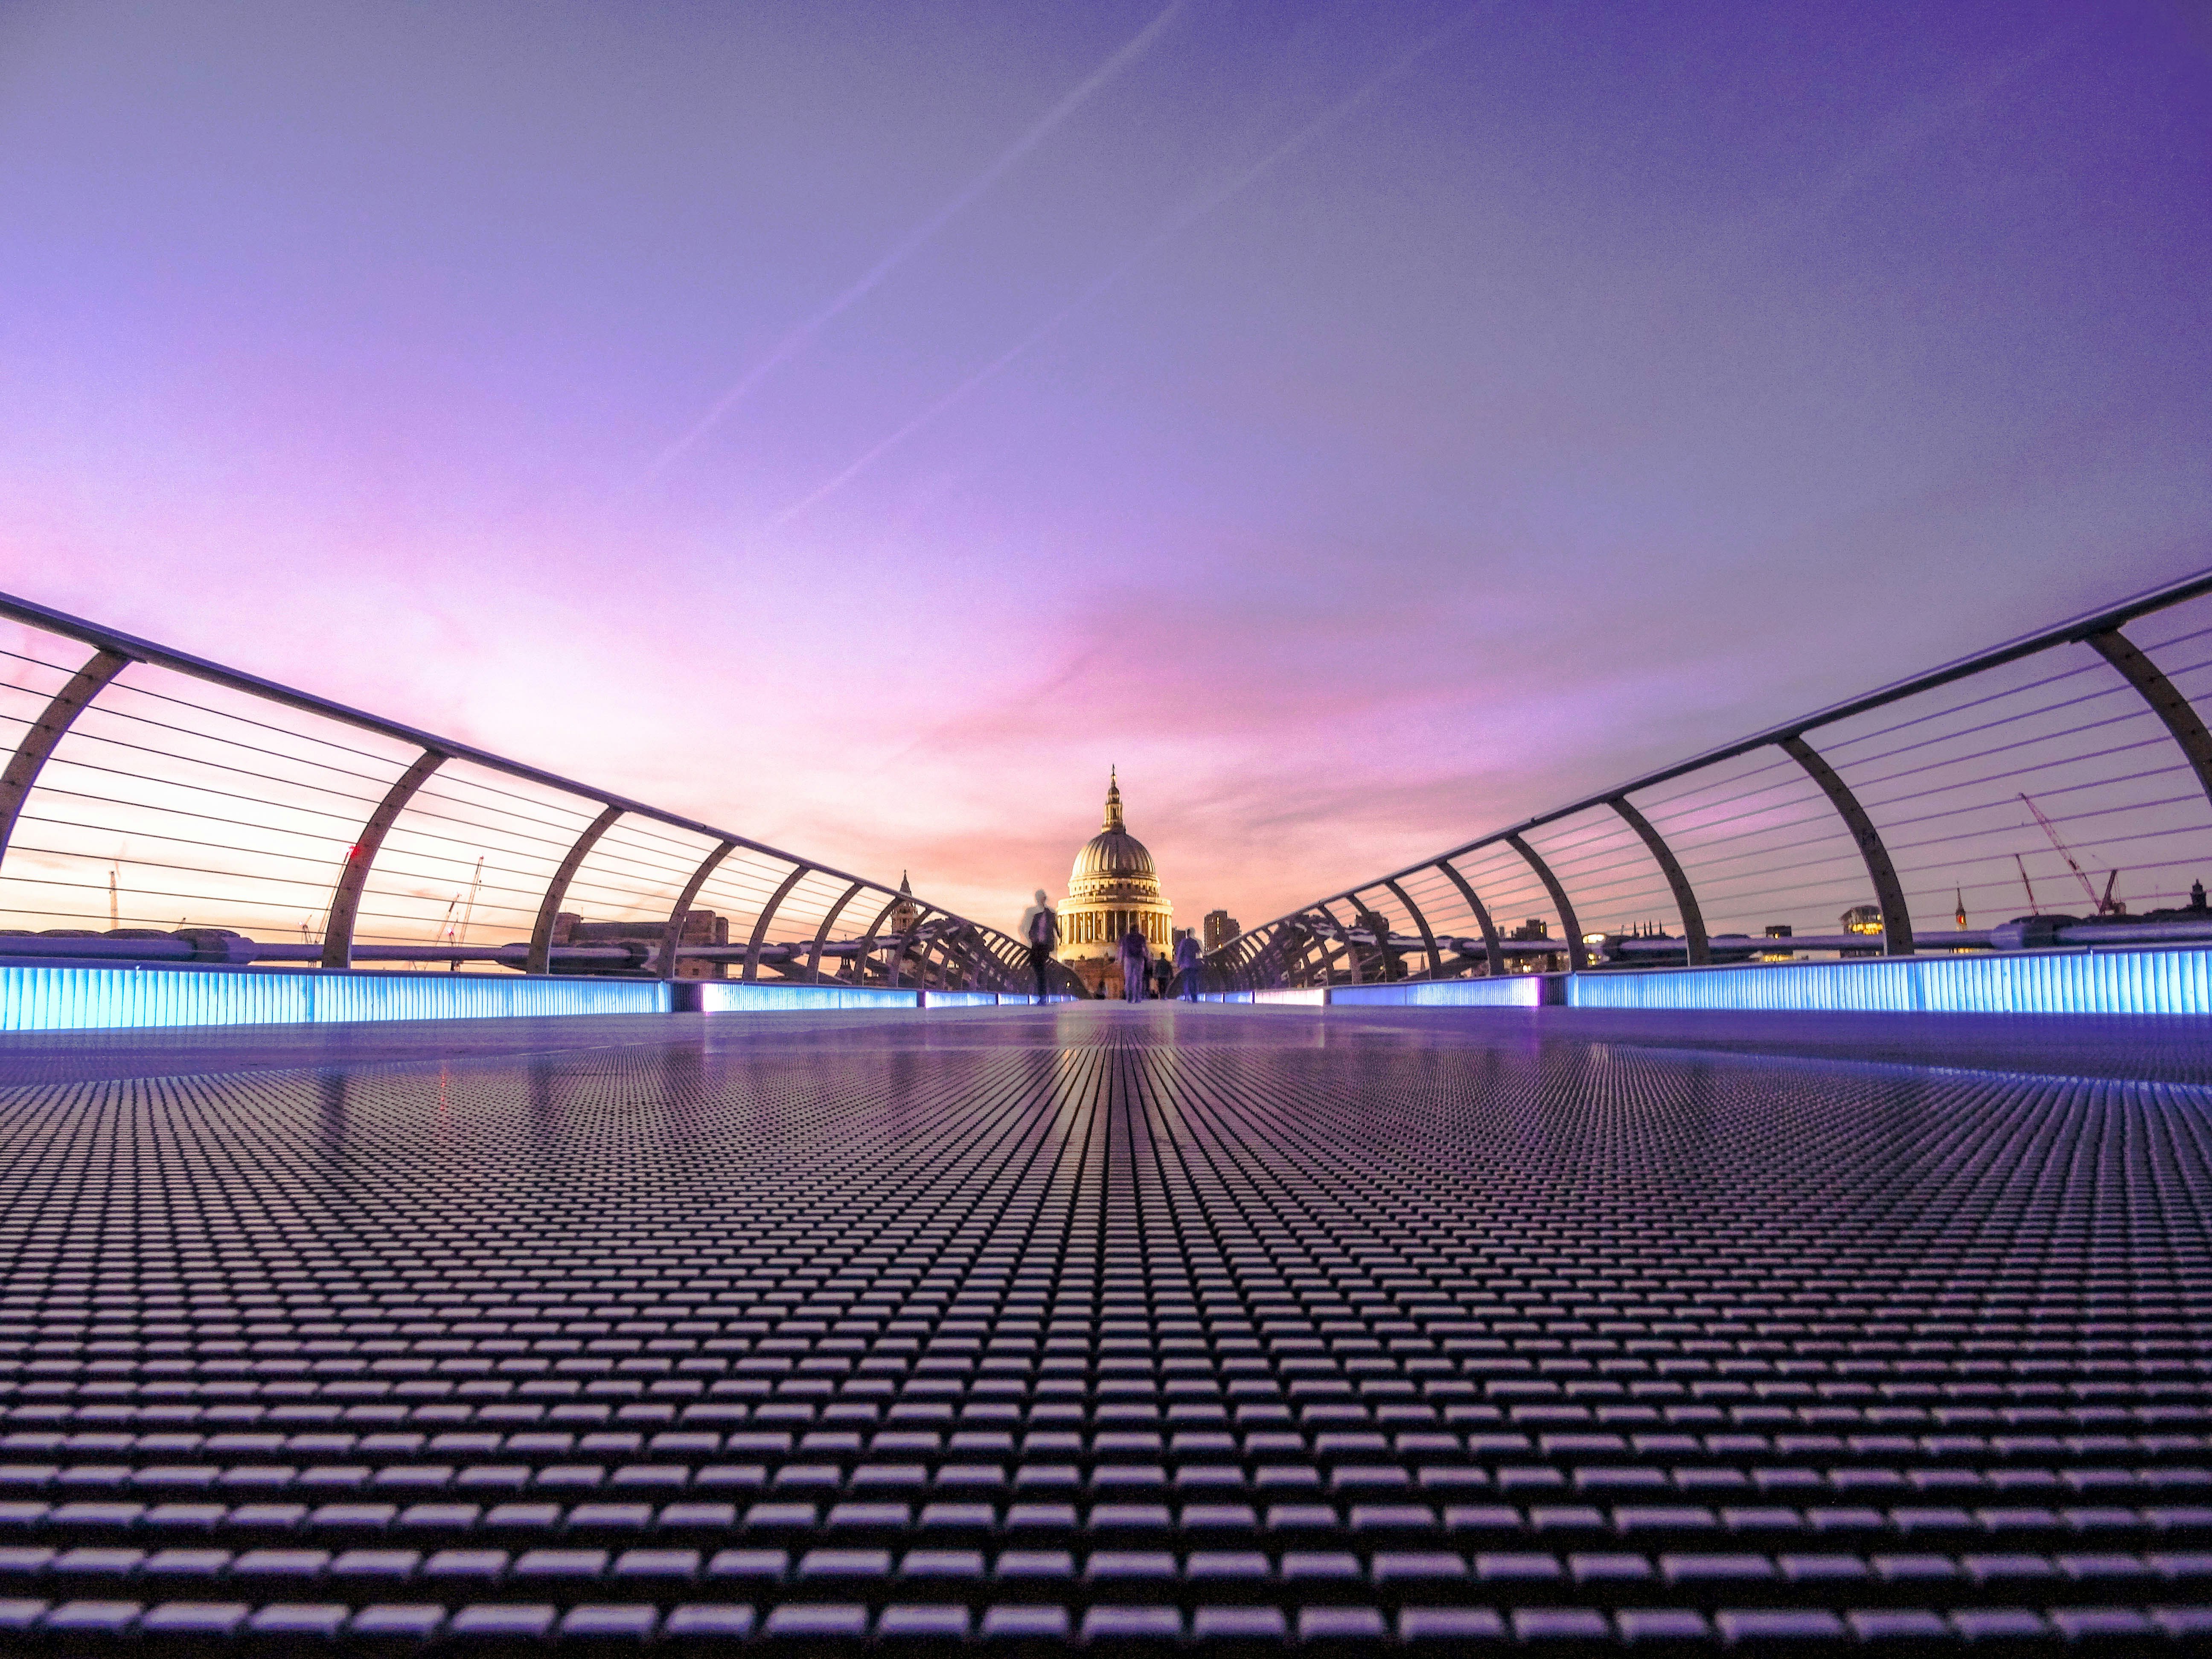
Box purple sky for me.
[3,0,2208,935]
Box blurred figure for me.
[1119,924,1150,1003]
[1173,932,1201,1000]
[1018,890,1058,1002]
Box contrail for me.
[771,4,1490,528]
[649,0,1186,477]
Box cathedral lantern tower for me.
[1057,769,1174,968]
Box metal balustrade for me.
[0,592,1077,999]
[1209,568,2212,992]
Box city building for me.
[1057,770,1173,997]
[1203,909,1239,953]
[552,909,728,978]
[1508,915,1564,974]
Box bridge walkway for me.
[0,1003,2206,1648]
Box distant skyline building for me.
[1203,909,1239,954]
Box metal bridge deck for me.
[0,1003,2209,1650]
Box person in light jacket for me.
[1173,932,1202,1000]
[1018,891,1058,1002]
[1119,924,1150,1004]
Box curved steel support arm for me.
[1312,938,1356,983]
[323,750,445,970]
[0,649,131,871]
[930,929,974,992]
[1778,733,1914,955]
[1609,795,1710,965]
[1435,862,1507,977]
[806,882,867,983]
[1312,903,1360,984]
[658,840,737,979]
[742,864,812,982]
[850,893,907,985]
[932,928,978,991]
[887,910,935,989]
[1505,833,1589,972]
[2087,627,2212,812]
[1351,896,1406,981]
[528,804,623,974]
[956,930,999,993]
[1381,879,1443,980]
[0,650,129,876]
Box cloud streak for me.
[648,1,1187,477]
[769,3,1494,526]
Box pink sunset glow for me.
[3,1,2207,938]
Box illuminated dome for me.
[1059,771,1173,957]
[1073,824,1156,884]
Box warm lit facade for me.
[1058,772,1173,961]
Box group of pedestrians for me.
[1018,889,1201,1002]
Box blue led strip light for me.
[0,964,667,1031]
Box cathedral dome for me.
[1057,770,1173,958]
[1068,771,1158,896]
[1073,828,1156,885]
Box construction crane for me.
[453,858,485,948]
[2019,793,2126,916]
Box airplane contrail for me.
[770,4,1492,528]
[649,0,1187,478]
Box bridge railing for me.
[0,591,1073,997]
[1208,567,2212,990]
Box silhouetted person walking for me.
[1018,890,1058,1002]
[1119,924,1150,1003]
[1173,932,1201,1000]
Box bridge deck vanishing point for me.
[0,1002,2210,1650]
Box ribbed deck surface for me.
[0,1002,2208,1650]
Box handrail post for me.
[1609,795,1710,966]
[528,804,623,974]
[2086,628,2212,812]
[887,909,934,989]
[1505,833,1589,972]
[658,841,737,979]
[940,928,984,991]
[851,893,905,986]
[742,864,812,982]
[807,882,867,983]
[1352,894,1407,981]
[1778,733,1914,955]
[323,750,444,970]
[0,649,130,871]
[1382,878,1443,979]
[1309,911,1345,987]
[932,928,970,991]
[1436,862,1507,977]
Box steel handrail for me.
[1215,563,2212,988]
